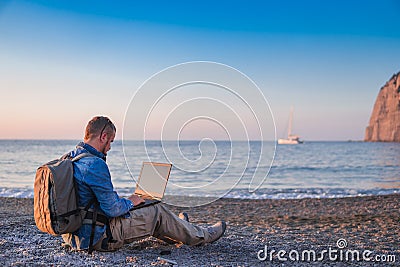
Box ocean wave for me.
[2,187,398,200]
[0,187,34,198]
[222,188,400,199]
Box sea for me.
[0,140,399,201]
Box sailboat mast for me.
[288,107,293,137]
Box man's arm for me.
[85,159,134,217]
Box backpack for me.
[34,153,94,236]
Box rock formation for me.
[365,71,400,142]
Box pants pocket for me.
[122,209,154,242]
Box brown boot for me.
[204,221,226,243]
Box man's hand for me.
[128,194,145,206]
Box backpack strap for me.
[60,152,93,161]
[71,153,94,162]
[68,152,108,253]
[69,151,99,253]
[88,200,99,254]
[72,152,95,217]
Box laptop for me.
[130,162,172,210]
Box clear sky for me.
[1,0,399,140]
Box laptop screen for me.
[135,162,172,200]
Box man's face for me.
[101,131,115,155]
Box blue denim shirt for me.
[63,142,133,250]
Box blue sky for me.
[0,0,399,140]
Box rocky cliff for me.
[365,71,400,142]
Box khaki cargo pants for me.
[95,203,209,251]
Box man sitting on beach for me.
[62,116,226,251]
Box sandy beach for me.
[0,194,398,266]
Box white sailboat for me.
[278,107,303,145]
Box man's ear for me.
[100,132,108,143]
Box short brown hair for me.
[84,116,116,140]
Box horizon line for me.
[0,138,366,142]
